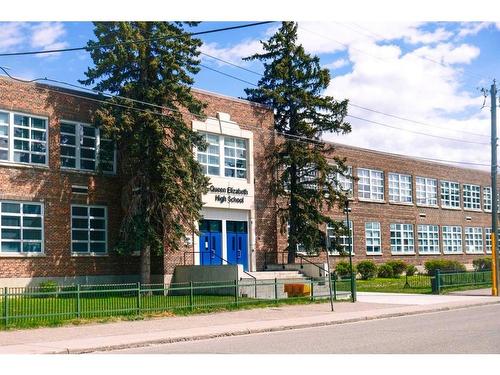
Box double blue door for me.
[199,219,249,270]
[226,221,249,271]
[199,220,222,266]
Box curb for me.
[50,299,500,354]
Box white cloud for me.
[30,22,68,57]
[0,22,25,51]
[201,39,262,66]
[323,58,349,70]
[457,22,491,38]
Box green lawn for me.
[356,276,432,294]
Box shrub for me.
[472,257,492,271]
[405,264,417,276]
[335,261,356,279]
[424,260,466,276]
[38,280,59,297]
[377,264,394,278]
[386,260,407,277]
[356,260,378,280]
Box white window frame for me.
[60,120,116,174]
[389,173,413,204]
[485,227,492,254]
[442,226,463,254]
[440,180,460,209]
[0,200,44,254]
[0,109,49,167]
[483,187,492,212]
[417,224,440,254]
[464,227,484,254]
[197,132,248,180]
[416,177,438,207]
[329,165,353,196]
[71,204,108,255]
[390,223,415,254]
[365,221,381,255]
[357,168,384,201]
[463,184,481,211]
[326,220,354,255]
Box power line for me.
[199,49,489,139]
[0,70,491,169]
[346,114,488,145]
[0,22,275,57]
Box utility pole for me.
[490,80,499,297]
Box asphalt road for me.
[111,304,500,354]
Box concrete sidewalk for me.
[0,292,499,354]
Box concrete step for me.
[241,270,308,280]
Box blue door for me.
[226,221,249,271]
[199,220,222,266]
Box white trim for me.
[70,204,108,256]
[0,200,44,254]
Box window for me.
[326,220,353,255]
[0,111,48,165]
[365,222,381,254]
[60,121,115,173]
[485,227,492,254]
[483,187,491,212]
[463,184,481,210]
[197,132,247,179]
[0,201,43,253]
[442,226,463,254]
[417,225,440,254]
[464,227,483,254]
[440,181,460,208]
[357,168,384,201]
[416,177,438,206]
[390,223,415,254]
[329,166,353,195]
[71,205,107,254]
[389,173,412,203]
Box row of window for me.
[0,110,116,173]
[323,221,494,255]
[345,167,495,211]
[0,201,107,255]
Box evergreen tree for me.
[244,22,351,263]
[80,22,209,283]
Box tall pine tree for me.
[245,22,351,263]
[80,22,209,283]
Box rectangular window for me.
[357,168,384,201]
[483,187,492,212]
[485,227,492,254]
[328,166,353,195]
[440,181,460,209]
[365,222,381,254]
[197,132,247,179]
[0,111,48,165]
[0,201,43,253]
[464,227,483,254]
[326,220,353,255]
[417,225,440,254]
[60,121,116,173]
[416,177,438,206]
[463,184,481,210]
[442,226,463,254]
[390,223,415,254]
[71,205,107,254]
[389,173,412,203]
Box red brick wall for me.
[276,143,495,268]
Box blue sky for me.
[1,20,499,169]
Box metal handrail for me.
[296,254,332,278]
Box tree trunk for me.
[140,244,151,285]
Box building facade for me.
[0,76,495,286]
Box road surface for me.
[111,304,500,354]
